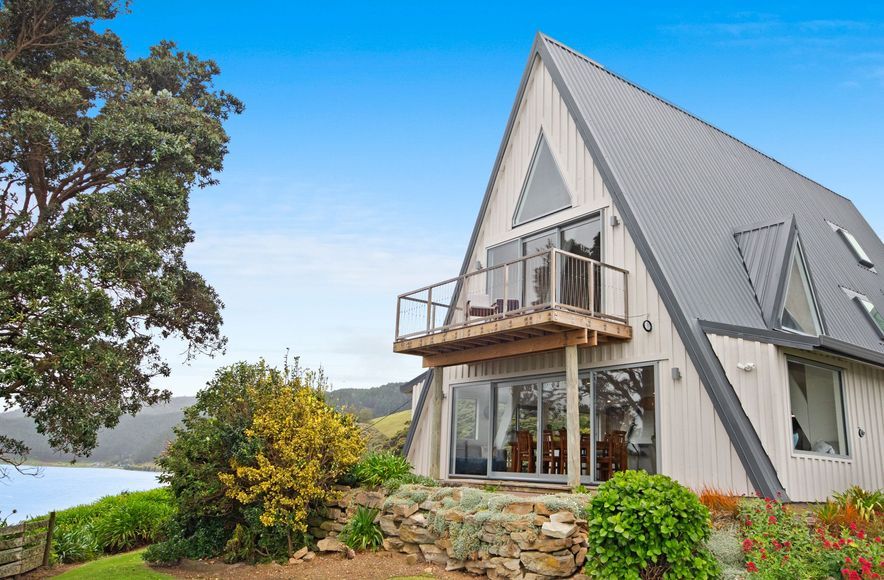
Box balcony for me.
[394,248,632,367]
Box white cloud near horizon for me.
[153,178,465,396]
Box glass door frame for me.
[446,362,660,484]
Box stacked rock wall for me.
[315,485,590,579]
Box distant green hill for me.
[325,382,410,419]
[370,409,411,438]
[1,382,413,466]
[0,396,196,467]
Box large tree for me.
[0,0,243,470]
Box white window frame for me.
[512,131,573,227]
[786,356,850,461]
[779,238,824,336]
[827,220,876,271]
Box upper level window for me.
[841,287,884,340]
[827,220,875,270]
[513,133,572,226]
[780,240,822,335]
[788,358,848,457]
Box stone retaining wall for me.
[311,485,589,579]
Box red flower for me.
[850,522,858,532]
[846,557,853,565]
[768,515,777,524]
[747,561,758,573]
[742,538,754,552]
[858,530,866,540]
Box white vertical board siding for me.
[407,381,431,476]
[423,56,753,494]
[472,58,611,254]
[708,334,884,502]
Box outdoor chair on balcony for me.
[466,294,521,320]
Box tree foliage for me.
[147,360,364,564]
[0,0,243,467]
[219,365,365,537]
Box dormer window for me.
[828,220,875,270]
[780,239,822,335]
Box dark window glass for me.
[452,385,490,476]
[593,366,656,481]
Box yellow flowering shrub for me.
[219,377,365,533]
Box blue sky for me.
[109,2,884,395]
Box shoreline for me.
[20,460,160,472]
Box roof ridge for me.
[539,34,852,203]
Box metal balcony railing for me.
[395,248,628,340]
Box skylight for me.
[855,296,884,339]
[513,134,572,226]
[828,221,875,270]
[780,240,822,336]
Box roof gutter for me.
[699,319,884,369]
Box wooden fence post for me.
[41,512,56,568]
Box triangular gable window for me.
[780,240,822,335]
[513,134,572,226]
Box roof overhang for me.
[699,319,884,369]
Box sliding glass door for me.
[451,384,491,476]
[593,366,657,481]
[492,382,538,474]
[449,364,656,482]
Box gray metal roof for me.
[403,34,882,494]
[541,35,884,354]
[733,217,797,329]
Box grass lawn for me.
[55,549,172,579]
[372,409,410,438]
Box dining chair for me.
[541,430,557,474]
[515,430,535,473]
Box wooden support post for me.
[428,368,444,480]
[565,344,580,488]
[42,511,56,568]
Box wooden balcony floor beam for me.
[421,329,595,368]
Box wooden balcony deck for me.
[394,307,632,367]
[394,248,632,368]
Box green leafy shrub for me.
[147,360,350,564]
[47,489,174,563]
[585,470,719,579]
[92,494,175,551]
[339,506,383,551]
[351,451,412,487]
[739,495,884,578]
[51,523,100,563]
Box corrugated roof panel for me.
[733,217,796,328]
[542,36,884,352]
